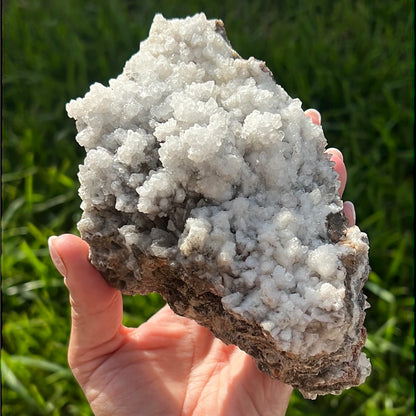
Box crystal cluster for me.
[67,13,371,398]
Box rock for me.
[67,13,371,399]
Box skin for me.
[49,109,355,416]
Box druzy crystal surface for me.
[67,13,371,398]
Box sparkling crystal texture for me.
[67,13,371,398]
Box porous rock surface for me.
[67,13,371,398]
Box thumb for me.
[48,234,124,366]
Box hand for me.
[49,109,352,416]
[305,108,355,226]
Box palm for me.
[76,305,291,416]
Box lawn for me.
[2,0,414,415]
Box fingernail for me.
[343,201,356,226]
[48,236,67,277]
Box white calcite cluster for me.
[67,13,370,398]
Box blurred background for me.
[2,1,413,415]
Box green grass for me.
[2,0,413,415]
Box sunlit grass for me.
[2,1,413,415]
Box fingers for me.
[305,108,354,225]
[325,151,356,226]
[48,234,124,365]
[305,109,347,197]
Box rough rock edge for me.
[81,208,370,399]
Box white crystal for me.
[67,13,369,361]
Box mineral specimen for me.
[66,13,371,399]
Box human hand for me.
[305,108,355,226]
[48,109,352,416]
[48,235,292,416]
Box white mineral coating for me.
[67,13,371,398]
